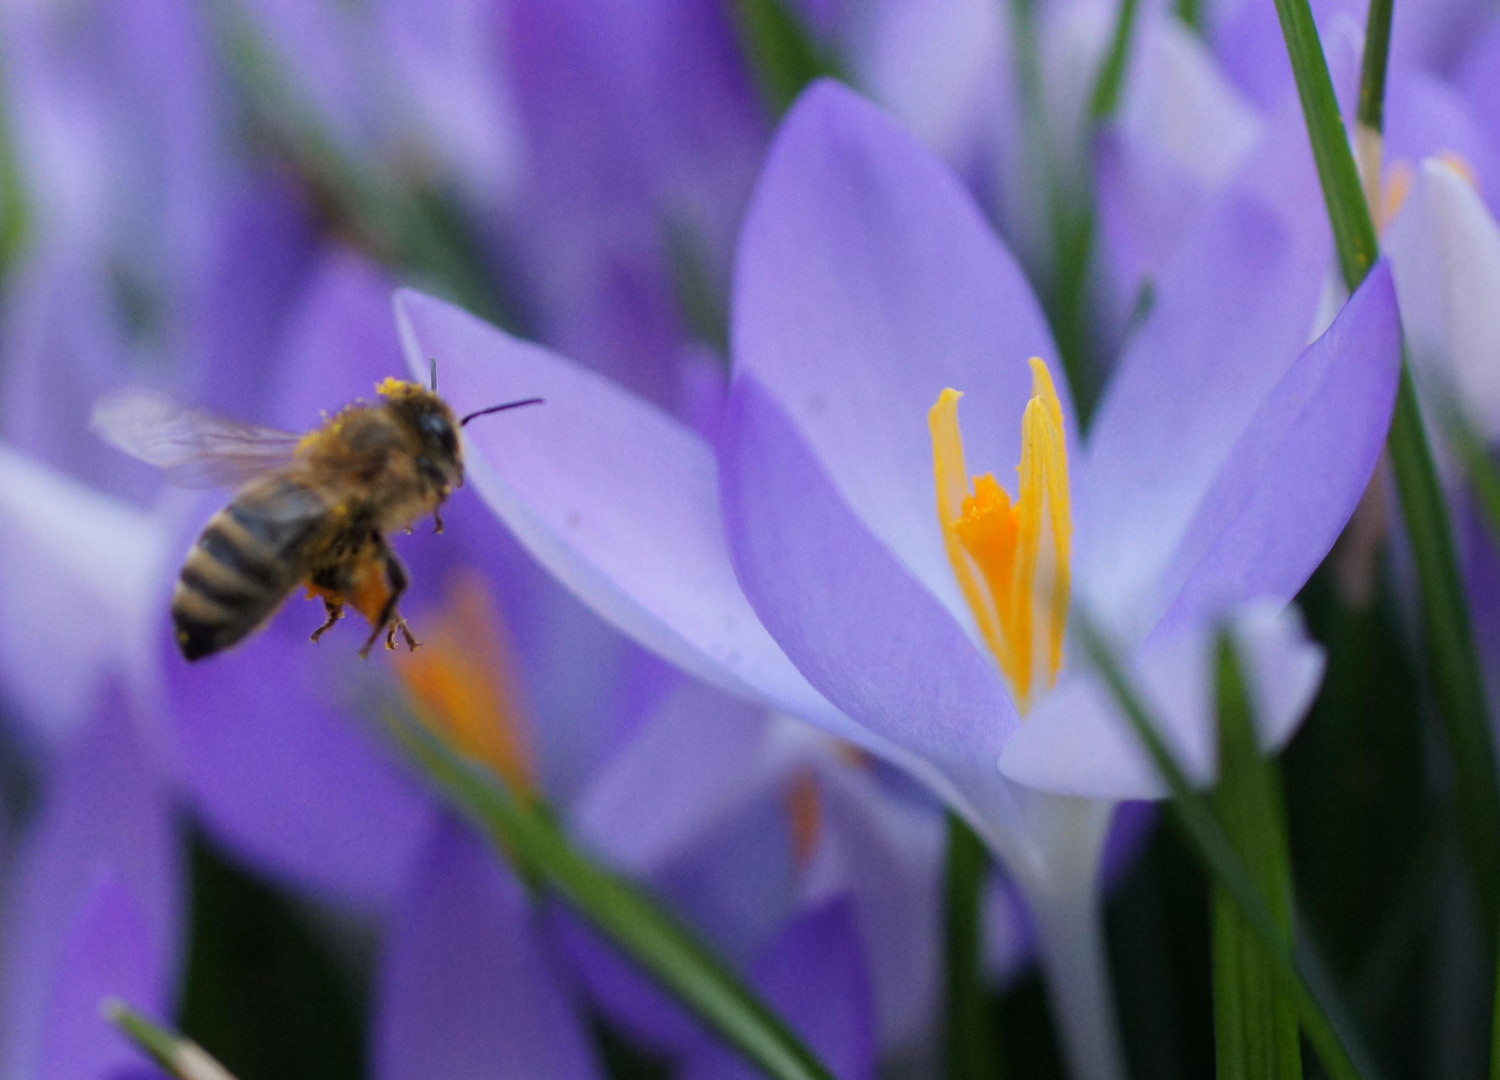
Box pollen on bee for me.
[376,377,420,399]
[929,358,1072,712]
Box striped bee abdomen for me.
[173,475,329,660]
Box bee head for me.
[377,377,466,493]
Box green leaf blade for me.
[1075,614,1366,1080]
[944,813,1003,1080]
[1212,635,1303,1080]
[1270,0,1500,938]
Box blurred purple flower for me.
[0,691,182,1080]
[373,820,605,1080]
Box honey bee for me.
[92,363,540,661]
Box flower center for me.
[394,569,539,800]
[929,358,1073,712]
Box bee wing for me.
[91,389,305,488]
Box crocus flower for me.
[396,78,1401,1077]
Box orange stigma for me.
[929,358,1073,712]
[393,569,538,800]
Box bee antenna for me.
[429,358,438,393]
[460,397,544,427]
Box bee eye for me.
[418,412,457,457]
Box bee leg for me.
[384,614,420,651]
[310,598,344,643]
[395,614,420,651]
[359,547,410,659]
[433,509,444,535]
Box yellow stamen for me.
[393,569,539,800]
[929,358,1072,712]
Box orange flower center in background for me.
[393,569,539,800]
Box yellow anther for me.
[393,570,538,800]
[929,358,1072,712]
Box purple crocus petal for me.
[1094,12,1265,321]
[1151,262,1401,630]
[648,785,801,967]
[501,0,762,408]
[1458,19,1500,153]
[265,246,404,431]
[984,871,1033,985]
[851,0,1011,167]
[1386,159,1500,439]
[1,697,182,1080]
[801,755,945,1050]
[731,79,1067,613]
[1000,601,1325,799]
[376,0,523,215]
[374,820,604,1080]
[187,178,318,421]
[166,598,435,913]
[37,873,166,1080]
[571,681,784,875]
[549,908,705,1054]
[1077,190,1331,642]
[240,0,378,151]
[677,900,877,1080]
[393,289,886,758]
[1211,0,1364,111]
[1094,133,1209,335]
[718,375,1018,798]
[0,248,157,500]
[1116,16,1264,190]
[0,446,168,743]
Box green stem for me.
[1270,0,1500,935]
[944,813,1001,1080]
[1075,614,1366,1080]
[0,44,28,284]
[1212,635,1303,1080]
[1176,0,1207,32]
[1356,0,1394,134]
[384,710,835,1080]
[1088,0,1145,122]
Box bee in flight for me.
[92,363,539,662]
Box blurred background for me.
[1,0,1499,1077]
